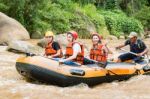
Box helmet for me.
[92,33,102,40]
[45,31,54,37]
[68,30,78,40]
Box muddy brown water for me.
[0,39,150,99]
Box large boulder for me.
[54,34,68,47]
[0,12,30,45]
[144,30,150,38]
[147,34,150,38]
[37,39,47,48]
[7,40,44,54]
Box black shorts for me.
[118,53,137,62]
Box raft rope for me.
[106,70,119,76]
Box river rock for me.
[37,39,47,48]
[107,35,118,40]
[7,40,44,54]
[55,33,68,47]
[37,34,68,48]
[147,34,150,38]
[119,35,125,39]
[0,12,30,45]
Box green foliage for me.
[33,1,72,37]
[83,5,105,27]
[104,0,120,9]
[0,1,9,12]
[133,6,150,30]
[72,0,96,6]
[82,4,109,36]
[120,0,149,16]
[0,0,148,39]
[0,0,26,25]
[101,10,143,37]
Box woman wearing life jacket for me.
[44,31,63,58]
[89,33,108,63]
[59,31,84,65]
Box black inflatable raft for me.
[16,56,150,87]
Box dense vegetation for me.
[0,0,150,38]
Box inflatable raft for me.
[16,55,150,87]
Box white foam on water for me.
[0,78,17,86]
[111,82,119,86]
[0,66,14,71]
[0,46,8,52]
[0,54,20,63]
[23,97,30,99]
[10,88,17,94]
[125,75,148,84]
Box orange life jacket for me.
[45,42,63,58]
[65,42,84,64]
[90,44,107,62]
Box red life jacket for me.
[45,42,63,58]
[65,42,84,64]
[90,44,107,62]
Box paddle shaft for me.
[120,49,150,71]
[85,58,106,68]
[119,48,144,58]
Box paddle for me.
[118,48,150,64]
[84,57,107,68]
[26,52,53,59]
[92,60,107,68]
[118,48,150,71]
[59,61,82,66]
[26,52,38,57]
[118,48,145,58]
[121,48,150,62]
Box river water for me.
[0,39,150,99]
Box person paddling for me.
[116,32,148,63]
[44,31,63,58]
[59,31,84,66]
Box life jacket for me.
[65,42,84,64]
[45,42,63,58]
[90,44,107,62]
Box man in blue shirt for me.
[116,32,149,63]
